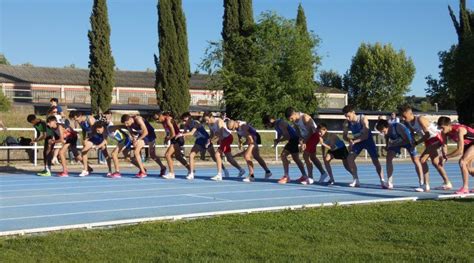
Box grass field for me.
[0,199,472,262]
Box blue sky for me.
[1,0,471,96]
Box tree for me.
[156,0,191,117]
[0,54,10,65]
[88,0,115,114]
[448,0,474,124]
[201,12,322,126]
[296,3,308,37]
[344,43,415,111]
[0,90,11,112]
[425,47,456,110]
[318,70,343,90]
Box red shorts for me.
[304,132,320,154]
[424,133,443,147]
[219,135,233,154]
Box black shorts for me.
[284,138,300,154]
[328,147,349,160]
[464,142,474,154]
[255,132,262,145]
[171,136,185,147]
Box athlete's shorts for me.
[255,133,262,145]
[195,137,210,149]
[388,144,417,157]
[219,135,233,154]
[284,137,300,154]
[87,135,104,145]
[351,137,378,159]
[328,147,349,160]
[424,133,443,147]
[464,142,474,154]
[143,136,156,145]
[304,132,320,154]
[170,136,185,147]
[119,137,132,150]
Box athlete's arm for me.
[446,127,466,158]
[391,124,411,147]
[135,117,149,141]
[416,116,432,145]
[342,120,350,142]
[319,135,332,150]
[58,126,66,144]
[166,118,177,138]
[303,114,317,136]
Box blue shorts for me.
[88,135,104,145]
[195,137,209,149]
[119,137,132,150]
[142,136,156,145]
[388,144,417,157]
[351,138,378,159]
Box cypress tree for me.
[157,0,190,118]
[88,0,115,114]
[296,3,308,35]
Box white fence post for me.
[33,129,38,166]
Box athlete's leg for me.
[323,153,334,182]
[134,140,146,173]
[173,143,190,172]
[81,140,94,172]
[99,145,112,173]
[165,144,176,174]
[303,151,313,178]
[291,152,307,177]
[59,144,70,173]
[346,152,359,180]
[111,145,122,173]
[310,152,326,175]
[244,144,255,176]
[459,146,474,190]
[148,142,166,170]
[386,150,396,186]
[207,145,227,171]
[411,155,425,187]
[252,144,270,173]
[429,147,451,186]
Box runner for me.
[153,111,191,179]
[342,105,386,188]
[227,119,272,182]
[107,124,139,178]
[376,119,425,191]
[263,115,307,184]
[46,116,81,177]
[202,112,245,181]
[318,123,354,185]
[437,117,474,195]
[285,107,327,185]
[180,112,229,180]
[121,114,167,178]
[27,114,56,176]
[400,105,452,191]
[78,122,112,177]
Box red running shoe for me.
[296,176,308,183]
[454,187,469,195]
[57,171,69,177]
[135,171,147,178]
[111,172,122,179]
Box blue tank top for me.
[186,120,209,140]
[348,114,372,138]
[275,119,298,139]
[79,116,93,134]
[324,136,346,150]
[388,123,412,143]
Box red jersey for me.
[447,124,474,145]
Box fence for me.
[0,127,455,166]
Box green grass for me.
[1,200,472,262]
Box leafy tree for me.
[344,42,415,111]
[0,54,10,65]
[425,47,456,110]
[156,0,191,117]
[88,0,115,114]
[0,90,11,112]
[318,70,343,90]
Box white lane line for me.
[184,194,231,202]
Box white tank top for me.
[296,112,316,138]
[210,118,231,138]
[408,116,439,139]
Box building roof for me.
[314,86,347,94]
[0,65,209,89]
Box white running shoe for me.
[318,172,328,184]
[415,184,425,192]
[186,173,194,180]
[387,182,394,190]
[264,171,272,179]
[163,173,175,179]
[223,169,230,178]
[52,157,60,165]
[211,174,222,181]
[349,179,360,187]
[78,170,89,177]
[238,169,246,177]
[301,177,314,185]
[243,176,255,183]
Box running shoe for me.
[223,168,230,178]
[454,187,469,195]
[296,176,308,183]
[435,183,453,190]
[327,179,335,185]
[301,177,314,185]
[160,167,167,177]
[243,176,255,183]
[78,170,89,177]
[37,170,51,177]
[57,171,69,177]
[87,166,94,173]
[211,174,222,181]
[110,172,122,179]
[349,179,360,187]
[264,171,272,179]
[381,181,389,189]
[162,173,175,180]
[318,172,328,184]
[238,169,246,177]
[186,173,194,180]
[387,182,394,190]
[135,171,147,178]
[278,176,290,184]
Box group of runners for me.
[23,102,474,195]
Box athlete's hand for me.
[301,143,306,151]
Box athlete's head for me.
[47,106,58,116]
[318,123,328,137]
[94,122,106,134]
[375,119,390,135]
[49,97,59,106]
[27,114,40,125]
[103,110,112,121]
[262,114,275,129]
[180,112,192,124]
[284,107,299,122]
[121,114,134,127]
[226,120,238,131]
[46,115,58,129]
[342,105,356,121]
[399,104,414,122]
[202,111,214,124]
[437,116,452,134]
[69,111,84,122]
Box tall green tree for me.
[156,0,191,117]
[296,3,308,36]
[318,70,344,90]
[88,0,115,114]
[425,47,456,110]
[0,53,10,65]
[344,43,415,111]
[448,0,474,124]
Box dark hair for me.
[284,107,296,119]
[398,104,413,114]
[376,119,389,131]
[342,105,355,114]
[181,112,192,119]
[68,111,83,119]
[203,111,214,118]
[103,110,112,115]
[47,106,58,114]
[262,114,273,126]
[46,116,57,123]
[121,114,132,123]
[94,121,106,129]
[50,98,59,103]
[437,116,451,127]
[318,123,328,130]
[27,114,37,123]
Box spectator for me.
[50,98,65,119]
[388,112,400,124]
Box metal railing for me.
[0,127,456,166]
